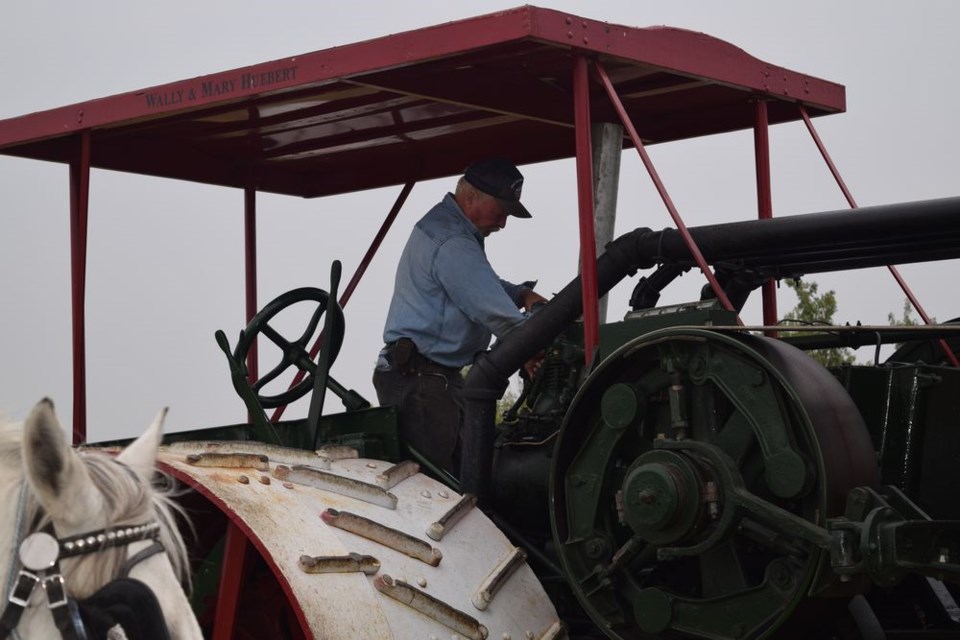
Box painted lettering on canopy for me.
[142,65,299,109]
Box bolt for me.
[637,489,656,505]
[769,562,793,590]
[585,537,608,559]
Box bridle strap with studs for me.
[1,521,162,640]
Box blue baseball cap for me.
[464,157,532,219]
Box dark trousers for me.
[373,351,464,476]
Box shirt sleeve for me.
[499,278,537,306]
[433,234,527,338]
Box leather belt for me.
[384,339,461,377]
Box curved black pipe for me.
[460,227,658,498]
[460,195,960,499]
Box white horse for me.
[0,399,202,640]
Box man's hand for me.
[523,351,545,379]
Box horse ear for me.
[24,398,102,523]
[117,407,166,479]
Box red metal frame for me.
[753,100,778,336]
[69,132,91,444]
[799,107,959,367]
[244,187,258,386]
[28,7,879,442]
[212,521,248,640]
[593,60,740,320]
[573,55,600,362]
[0,7,845,201]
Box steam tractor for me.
[1,6,957,639]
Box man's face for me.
[469,195,508,237]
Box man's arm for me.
[499,278,547,311]
[435,236,530,338]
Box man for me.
[373,157,546,475]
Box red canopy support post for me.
[593,61,740,321]
[69,131,91,445]
[799,107,958,367]
[753,101,778,336]
[573,55,600,364]
[338,180,415,308]
[244,187,258,384]
[211,521,249,640]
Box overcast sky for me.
[2,1,958,441]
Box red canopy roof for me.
[0,5,844,199]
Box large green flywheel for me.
[549,328,878,639]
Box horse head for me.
[1,399,202,639]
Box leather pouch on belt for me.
[392,339,417,374]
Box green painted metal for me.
[548,327,866,640]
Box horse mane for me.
[0,419,192,597]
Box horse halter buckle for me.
[2,523,163,640]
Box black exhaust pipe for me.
[459,196,960,500]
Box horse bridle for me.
[1,520,165,640]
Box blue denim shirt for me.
[381,193,531,367]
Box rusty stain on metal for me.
[316,444,359,462]
[427,494,477,541]
[375,460,420,490]
[537,621,566,639]
[298,552,380,575]
[186,451,269,470]
[374,574,487,640]
[472,547,528,611]
[274,464,398,509]
[166,440,324,464]
[322,509,442,566]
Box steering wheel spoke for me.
[260,323,293,352]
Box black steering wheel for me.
[232,287,345,409]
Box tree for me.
[887,298,921,328]
[782,279,855,368]
[887,298,930,351]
